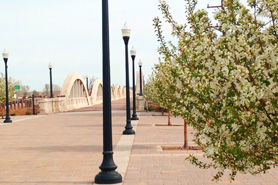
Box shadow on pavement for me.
[0,181,93,184]
[19,145,102,152]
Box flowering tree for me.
[0,73,15,105]
[145,59,178,125]
[154,0,278,181]
[144,73,157,105]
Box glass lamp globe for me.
[121,22,131,37]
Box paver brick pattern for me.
[0,99,278,185]
[124,113,278,185]
[0,102,126,185]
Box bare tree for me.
[53,84,61,97]
[42,84,61,97]
[87,76,97,95]
[43,84,50,96]
[32,90,39,96]
[21,85,30,97]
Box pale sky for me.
[0,0,227,91]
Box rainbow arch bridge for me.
[38,72,143,114]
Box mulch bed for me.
[155,124,183,126]
[161,146,203,151]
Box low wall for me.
[39,97,89,114]
[90,96,103,106]
[38,93,129,114]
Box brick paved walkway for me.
[0,98,277,185]
[124,113,278,185]
[0,100,126,185]
[70,98,133,112]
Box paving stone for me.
[123,112,278,185]
[1,98,278,185]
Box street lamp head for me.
[121,22,131,37]
[138,60,142,67]
[48,63,53,69]
[130,46,136,56]
[2,49,9,60]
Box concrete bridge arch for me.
[90,79,103,105]
[60,73,90,102]
[39,73,129,113]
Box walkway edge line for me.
[114,120,138,178]
[94,119,138,185]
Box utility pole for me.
[207,0,223,9]
[207,0,224,31]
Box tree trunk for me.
[168,108,171,126]
[184,119,188,149]
[161,108,164,116]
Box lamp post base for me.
[4,119,12,123]
[131,114,139,120]
[123,128,135,135]
[95,171,122,184]
[123,119,135,135]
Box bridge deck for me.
[70,98,133,112]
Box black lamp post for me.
[122,23,135,135]
[2,49,12,123]
[130,47,138,120]
[139,60,143,96]
[86,75,89,93]
[48,63,53,98]
[94,0,122,184]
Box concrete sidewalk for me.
[0,99,277,185]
